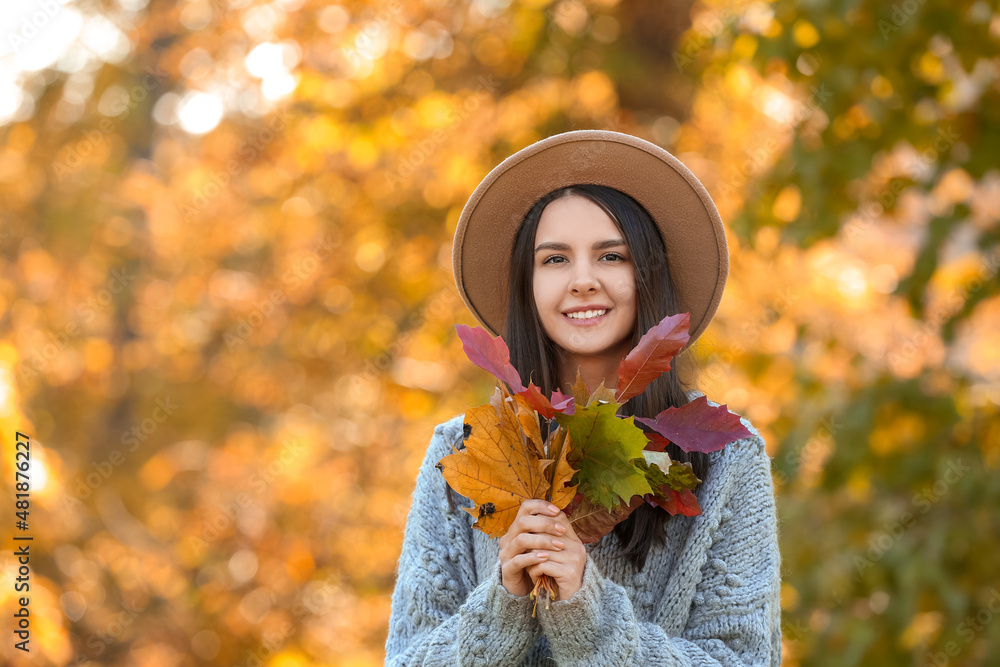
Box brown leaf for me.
[567,493,645,544]
[569,367,591,405]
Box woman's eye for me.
[542,253,624,264]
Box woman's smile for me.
[562,307,612,326]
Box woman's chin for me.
[554,340,613,358]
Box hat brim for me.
[452,129,728,350]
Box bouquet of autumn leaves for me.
[436,312,751,615]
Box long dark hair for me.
[505,183,709,571]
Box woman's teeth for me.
[565,309,607,320]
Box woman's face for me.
[532,195,637,363]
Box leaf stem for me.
[529,573,558,617]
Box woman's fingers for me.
[504,533,565,565]
[502,500,557,537]
[504,550,550,575]
[524,556,568,581]
[550,511,580,543]
[513,499,561,523]
[498,500,571,597]
[512,531,564,552]
[511,513,569,538]
[524,542,587,600]
[500,504,572,557]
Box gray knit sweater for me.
[384,393,782,666]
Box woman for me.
[385,130,782,666]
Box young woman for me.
[385,130,782,666]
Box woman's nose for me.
[569,262,599,293]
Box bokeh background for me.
[1,0,999,664]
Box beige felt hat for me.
[452,129,729,349]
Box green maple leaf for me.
[634,454,701,492]
[554,402,654,511]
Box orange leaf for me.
[511,392,546,459]
[438,384,576,538]
[541,426,578,509]
[569,367,591,405]
[516,380,557,419]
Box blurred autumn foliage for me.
[1,0,999,665]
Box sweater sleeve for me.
[536,434,782,666]
[384,419,543,666]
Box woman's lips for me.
[562,308,611,326]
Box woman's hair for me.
[505,183,709,571]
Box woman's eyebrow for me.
[534,239,626,253]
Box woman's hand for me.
[498,499,569,597]
[524,507,586,601]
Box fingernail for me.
[538,552,549,558]
[553,540,564,549]
[548,504,559,514]
[555,523,565,532]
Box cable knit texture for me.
[384,391,782,666]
